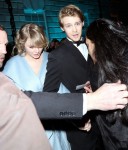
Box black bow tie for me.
[73,39,84,46]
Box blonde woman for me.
[3,23,70,150]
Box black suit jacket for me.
[43,38,92,93]
[43,39,99,149]
[43,39,94,127]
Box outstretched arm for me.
[25,82,128,120]
[25,91,83,119]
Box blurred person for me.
[47,38,60,52]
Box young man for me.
[43,4,114,150]
[1,24,128,150]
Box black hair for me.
[86,18,128,123]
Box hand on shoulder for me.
[86,82,128,111]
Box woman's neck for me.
[24,54,43,75]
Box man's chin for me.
[72,37,81,42]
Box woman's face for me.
[86,37,96,63]
[24,38,43,59]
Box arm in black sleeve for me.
[24,91,83,120]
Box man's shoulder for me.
[49,39,72,57]
[49,43,66,56]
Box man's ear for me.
[60,27,64,31]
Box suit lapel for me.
[63,39,88,67]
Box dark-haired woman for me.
[86,18,128,150]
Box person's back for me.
[0,72,51,150]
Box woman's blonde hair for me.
[15,23,48,54]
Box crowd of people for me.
[1,4,128,150]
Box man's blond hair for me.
[59,4,84,27]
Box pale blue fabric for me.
[3,51,71,150]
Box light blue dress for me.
[3,51,71,150]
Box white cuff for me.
[83,93,87,115]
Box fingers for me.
[111,83,127,91]
[103,83,128,101]
[103,83,127,92]
[118,84,127,91]
[85,81,90,86]
[87,82,128,111]
[84,81,92,93]
[108,96,128,110]
[116,91,128,105]
[116,96,128,109]
[116,104,126,109]
[117,97,128,105]
[79,119,91,132]
[84,120,91,132]
[116,80,121,84]
[120,91,128,98]
[84,87,92,93]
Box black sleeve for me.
[43,53,61,92]
[24,91,83,120]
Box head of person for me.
[59,4,84,42]
[0,25,8,68]
[49,39,59,49]
[15,23,48,59]
[86,18,128,122]
[86,18,128,85]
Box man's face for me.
[0,30,8,68]
[61,15,84,42]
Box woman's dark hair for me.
[86,18,128,123]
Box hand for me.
[84,81,92,93]
[79,119,91,132]
[86,82,128,111]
